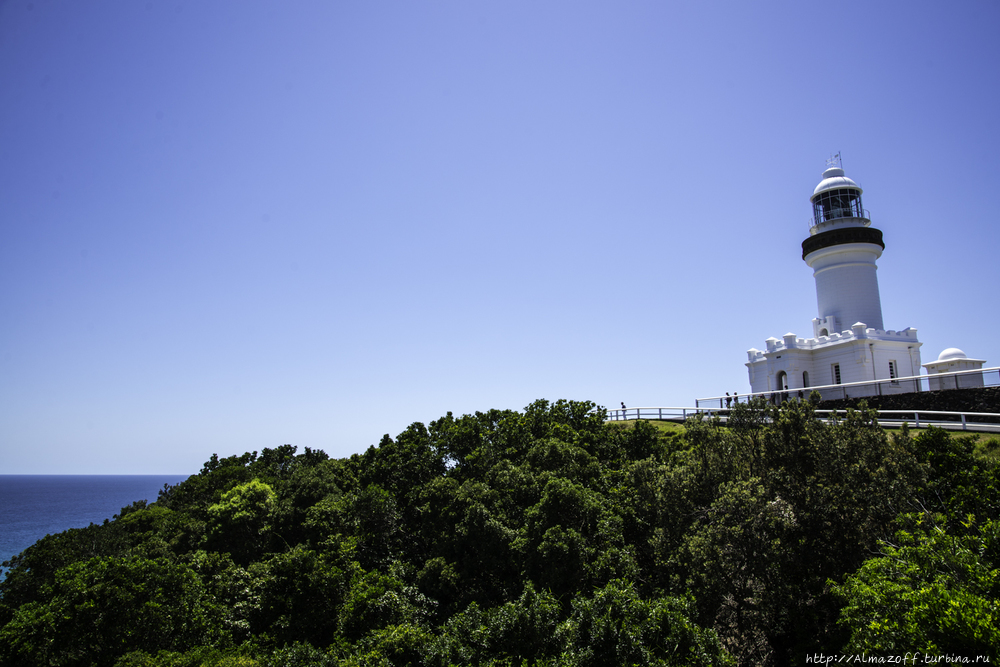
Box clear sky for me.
[2,1,998,474]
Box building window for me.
[832,363,841,385]
[889,360,899,385]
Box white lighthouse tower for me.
[746,159,922,397]
[804,164,884,336]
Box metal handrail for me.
[607,406,720,422]
[696,367,1000,409]
[809,208,870,227]
[829,409,999,418]
[816,408,1000,431]
[606,406,1000,432]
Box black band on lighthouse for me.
[801,226,885,260]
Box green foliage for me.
[3,398,997,667]
[250,546,352,647]
[422,580,730,667]
[680,479,798,663]
[0,520,131,624]
[671,399,927,663]
[114,646,259,667]
[974,437,1000,465]
[557,580,734,666]
[0,556,225,667]
[207,479,278,564]
[833,516,1000,655]
[338,568,435,642]
[905,428,1000,526]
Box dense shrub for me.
[2,399,997,666]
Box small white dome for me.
[812,166,863,197]
[938,347,968,361]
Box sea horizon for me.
[0,474,191,577]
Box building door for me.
[775,371,788,391]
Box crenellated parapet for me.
[747,325,919,362]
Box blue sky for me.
[2,1,998,474]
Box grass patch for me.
[881,427,997,442]
[606,419,687,436]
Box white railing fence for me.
[608,406,720,422]
[815,409,1000,431]
[606,406,1000,433]
[695,367,1000,409]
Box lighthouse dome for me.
[813,167,863,197]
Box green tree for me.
[0,556,225,667]
[206,479,278,564]
[424,583,562,666]
[906,427,1000,528]
[677,398,925,664]
[680,479,798,664]
[520,477,605,601]
[416,477,521,611]
[0,520,130,624]
[833,516,1000,656]
[556,580,734,666]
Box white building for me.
[746,162,923,396]
[923,348,987,390]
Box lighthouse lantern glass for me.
[813,188,864,224]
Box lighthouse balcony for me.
[807,211,871,237]
[809,208,869,227]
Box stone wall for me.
[815,386,1000,423]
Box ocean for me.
[0,474,191,577]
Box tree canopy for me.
[2,398,997,666]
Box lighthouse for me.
[745,160,922,397]
[803,165,884,335]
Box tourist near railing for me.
[607,368,1000,431]
[606,406,1000,433]
[695,367,1000,409]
